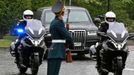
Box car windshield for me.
[45,10,67,23]
[45,9,91,23]
[68,10,90,22]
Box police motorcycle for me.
[10,19,46,75]
[97,23,129,75]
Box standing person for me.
[47,0,74,75]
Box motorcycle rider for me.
[96,11,128,71]
[10,9,34,63]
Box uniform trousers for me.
[47,58,62,75]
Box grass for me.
[0,35,15,47]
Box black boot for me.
[14,41,21,63]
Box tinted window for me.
[45,10,67,23]
[45,9,91,23]
[68,10,90,22]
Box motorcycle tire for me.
[98,68,108,75]
[17,64,28,73]
[99,72,108,75]
[31,55,40,75]
[89,50,93,58]
[114,59,123,75]
[43,49,48,59]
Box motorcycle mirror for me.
[94,18,101,27]
[128,33,134,40]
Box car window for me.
[45,10,67,23]
[68,10,90,23]
[45,9,91,23]
[45,10,55,23]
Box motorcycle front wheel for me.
[31,55,40,75]
[99,72,108,75]
[114,58,123,75]
[98,68,108,75]
[17,64,28,73]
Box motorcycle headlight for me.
[117,44,122,50]
[107,41,116,49]
[31,40,41,46]
[34,41,39,46]
[29,37,43,46]
[112,41,126,50]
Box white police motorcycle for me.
[97,23,129,75]
[10,19,46,75]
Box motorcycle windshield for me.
[107,22,129,43]
[25,19,46,39]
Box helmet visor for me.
[24,15,33,19]
[106,17,115,22]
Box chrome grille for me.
[69,30,86,51]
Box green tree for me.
[32,0,55,11]
[0,0,7,38]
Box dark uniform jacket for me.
[47,17,74,59]
[98,21,109,33]
[98,21,109,42]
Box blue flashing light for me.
[17,28,24,33]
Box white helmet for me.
[105,11,116,23]
[23,10,34,20]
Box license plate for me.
[88,33,97,35]
[74,42,82,46]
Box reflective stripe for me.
[52,40,66,43]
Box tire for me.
[99,71,108,75]
[98,68,108,75]
[17,64,28,73]
[31,55,40,75]
[114,59,123,75]
[89,50,93,59]
[43,50,48,59]
[16,53,28,74]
